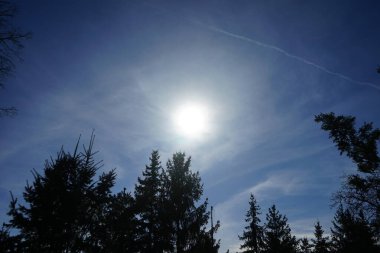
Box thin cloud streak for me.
[188,21,380,91]
[144,2,380,88]
[290,216,332,239]
[215,170,308,222]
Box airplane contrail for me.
[144,2,380,91]
[191,21,380,91]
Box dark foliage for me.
[163,152,219,253]
[311,221,330,253]
[187,219,220,253]
[96,189,140,253]
[298,237,311,253]
[4,135,117,252]
[0,225,22,252]
[315,112,380,236]
[239,193,264,253]
[263,205,297,253]
[330,206,378,253]
[134,150,170,252]
[2,140,220,252]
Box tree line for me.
[0,138,219,252]
[1,113,379,253]
[238,193,377,253]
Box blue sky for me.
[1,0,380,251]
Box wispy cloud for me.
[214,170,311,252]
[290,215,333,239]
[216,169,309,215]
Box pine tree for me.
[5,135,117,252]
[331,206,378,253]
[311,221,329,253]
[263,205,297,253]
[134,150,168,252]
[164,152,217,253]
[239,193,264,253]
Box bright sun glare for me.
[173,103,209,139]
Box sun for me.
[173,103,209,139]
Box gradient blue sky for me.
[1,1,380,251]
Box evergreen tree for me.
[315,113,380,236]
[187,218,220,253]
[164,152,218,253]
[98,189,139,253]
[1,140,221,252]
[239,193,264,253]
[263,205,297,253]
[298,238,311,253]
[0,224,22,252]
[330,206,378,253]
[311,221,329,253]
[5,135,116,252]
[134,150,169,252]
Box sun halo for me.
[173,103,210,139]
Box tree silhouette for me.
[97,189,139,253]
[330,206,378,253]
[187,216,220,253]
[0,135,223,252]
[263,205,297,253]
[298,237,311,253]
[134,150,170,252]
[0,225,22,252]
[239,193,264,253]
[4,135,116,252]
[315,112,380,237]
[0,0,31,116]
[311,221,330,253]
[163,152,218,252]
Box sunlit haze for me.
[173,103,210,139]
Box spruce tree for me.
[0,225,22,252]
[187,217,220,253]
[164,152,217,253]
[311,221,330,253]
[99,189,140,253]
[239,193,264,253]
[134,150,168,252]
[263,205,297,253]
[5,135,117,252]
[331,206,378,253]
